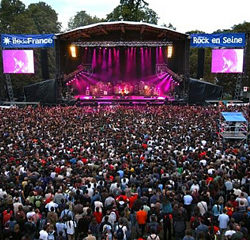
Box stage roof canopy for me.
[56,21,188,41]
[221,112,247,122]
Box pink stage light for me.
[92,49,97,69]
[140,47,145,77]
[102,48,107,70]
[158,47,164,64]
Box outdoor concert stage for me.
[55,21,190,104]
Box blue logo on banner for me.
[1,34,55,48]
[190,33,245,48]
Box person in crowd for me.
[183,229,194,240]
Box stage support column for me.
[41,48,49,80]
[197,48,205,79]
[184,37,190,97]
[55,36,62,100]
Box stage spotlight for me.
[70,45,77,58]
[167,45,173,58]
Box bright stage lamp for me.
[167,45,173,58]
[70,45,77,58]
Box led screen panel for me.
[2,50,34,74]
[211,49,244,73]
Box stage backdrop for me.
[188,78,223,103]
[24,79,57,103]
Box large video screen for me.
[211,49,244,73]
[2,50,34,74]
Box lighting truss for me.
[156,64,183,83]
[64,64,93,82]
[72,41,173,47]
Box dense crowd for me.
[0,105,249,240]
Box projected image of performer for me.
[12,50,32,73]
[221,50,238,73]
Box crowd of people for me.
[0,105,249,240]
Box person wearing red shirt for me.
[116,193,128,202]
[3,209,13,225]
[55,166,61,174]
[206,176,213,185]
[142,143,147,149]
[129,194,138,209]
[136,207,147,237]
[93,207,102,224]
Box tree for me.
[27,2,62,81]
[68,11,103,30]
[162,23,176,31]
[232,22,250,89]
[27,2,61,33]
[185,30,206,80]
[0,0,25,32]
[106,0,158,24]
[0,0,37,34]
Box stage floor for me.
[74,95,174,105]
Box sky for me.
[21,0,250,33]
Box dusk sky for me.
[22,0,250,33]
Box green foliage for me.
[106,0,158,24]
[0,0,35,33]
[186,30,206,80]
[27,2,61,33]
[68,11,103,30]
[162,23,176,31]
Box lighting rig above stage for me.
[72,41,173,48]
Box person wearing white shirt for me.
[224,179,233,192]
[197,201,208,216]
[225,229,236,238]
[39,227,48,240]
[13,200,23,215]
[45,200,58,212]
[65,219,77,240]
[208,168,215,175]
[235,193,248,207]
[183,192,193,220]
[86,185,94,198]
[110,182,118,192]
[200,159,207,166]
[190,182,200,193]
[183,193,193,205]
[50,171,56,179]
[115,221,127,240]
[94,200,103,212]
[0,188,7,199]
[26,209,36,220]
